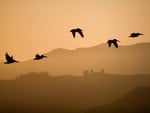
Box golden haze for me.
[0,0,150,61]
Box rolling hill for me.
[0,42,150,79]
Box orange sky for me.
[0,0,150,61]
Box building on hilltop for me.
[83,68,105,76]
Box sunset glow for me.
[0,0,150,61]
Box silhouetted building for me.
[90,69,94,74]
[83,69,105,76]
[83,70,89,76]
[101,69,104,73]
[16,72,50,80]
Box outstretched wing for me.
[72,31,76,38]
[5,53,12,61]
[70,29,76,38]
[78,30,84,38]
[113,42,118,48]
[107,40,112,47]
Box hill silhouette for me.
[0,72,150,113]
[86,86,150,113]
[0,42,150,79]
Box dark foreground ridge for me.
[86,86,150,113]
[0,72,150,113]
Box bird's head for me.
[113,39,120,42]
[76,28,82,31]
[42,55,47,58]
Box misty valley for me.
[0,71,150,113]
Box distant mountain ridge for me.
[0,42,150,79]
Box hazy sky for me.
[0,0,150,61]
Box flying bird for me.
[70,28,84,38]
[4,52,19,64]
[107,39,120,48]
[129,32,143,38]
[33,53,47,60]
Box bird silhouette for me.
[129,32,143,38]
[33,53,47,60]
[107,39,120,48]
[70,28,84,38]
[4,52,19,64]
